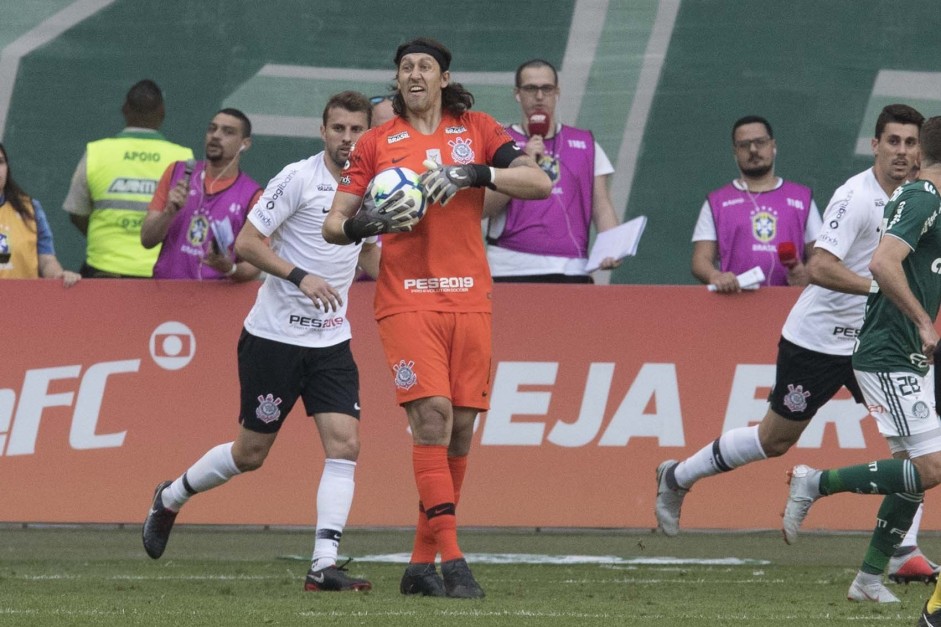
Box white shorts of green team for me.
[855,368,941,458]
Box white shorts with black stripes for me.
[855,368,941,458]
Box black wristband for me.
[286,267,308,287]
[469,164,496,190]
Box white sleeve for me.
[593,141,614,177]
[691,200,717,242]
[813,185,859,260]
[248,162,305,237]
[803,199,823,244]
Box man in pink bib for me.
[691,115,821,292]
[484,59,621,283]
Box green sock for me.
[860,493,922,575]
[819,459,921,496]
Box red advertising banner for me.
[0,280,923,532]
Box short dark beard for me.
[740,163,772,178]
[326,149,344,171]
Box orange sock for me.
[448,455,468,504]
[411,502,437,563]
[411,445,462,562]
[411,455,469,563]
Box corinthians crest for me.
[448,137,475,164]
[782,383,811,413]
[255,393,283,424]
[393,359,418,390]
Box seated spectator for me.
[0,143,80,286]
[484,58,620,283]
[691,115,821,292]
[140,109,262,281]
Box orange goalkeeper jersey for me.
[339,110,513,319]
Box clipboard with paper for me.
[209,217,235,256]
[585,216,647,272]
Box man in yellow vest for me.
[63,79,193,277]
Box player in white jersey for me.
[241,154,368,346]
[142,92,379,592]
[656,104,927,601]
[779,166,886,353]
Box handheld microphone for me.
[777,241,798,269]
[167,159,197,213]
[527,113,550,137]
[181,158,196,188]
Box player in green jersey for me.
[778,117,941,623]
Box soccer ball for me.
[368,167,426,223]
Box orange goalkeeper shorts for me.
[377,311,492,410]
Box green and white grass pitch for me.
[0,525,936,626]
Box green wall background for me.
[2,0,939,283]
